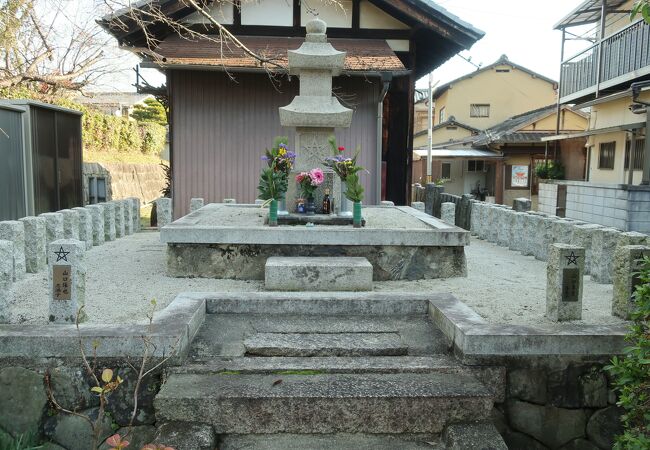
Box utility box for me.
[0,100,83,220]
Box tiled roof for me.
[153,35,406,72]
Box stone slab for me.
[101,202,116,242]
[0,220,26,280]
[512,198,532,212]
[275,213,363,226]
[612,245,650,319]
[154,372,493,434]
[220,434,440,450]
[243,332,407,356]
[444,423,508,450]
[85,205,105,246]
[0,240,13,323]
[441,202,456,225]
[18,216,47,273]
[265,256,373,291]
[39,213,64,248]
[59,209,80,240]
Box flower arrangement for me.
[258,137,296,201]
[324,137,365,203]
[296,168,325,199]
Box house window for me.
[496,69,511,73]
[441,162,452,180]
[467,160,485,172]
[439,107,446,123]
[88,176,107,204]
[598,142,616,170]
[470,104,490,118]
[625,138,645,170]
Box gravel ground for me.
[5,231,624,326]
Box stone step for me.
[219,433,443,449]
[243,332,408,357]
[171,355,463,374]
[154,372,494,434]
[265,256,373,291]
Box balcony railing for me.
[560,19,650,102]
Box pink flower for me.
[338,146,345,152]
[309,168,324,186]
[295,173,305,183]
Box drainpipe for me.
[631,81,650,184]
[377,73,391,204]
[595,0,607,98]
[627,131,636,186]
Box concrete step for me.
[219,433,444,449]
[443,423,508,450]
[265,256,373,291]
[243,332,408,357]
[154,372,493,434]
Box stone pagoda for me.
[280,18,353,212]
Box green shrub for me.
[606,257,650,449]
[139,122,166,155]
[535,161,565,180]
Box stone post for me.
[497,208,514,248]
[591,227,622,284]
[536,216,558,262]
[72,207,94,250]
[39,212,64,248]
[156,198,173,228]
[223,198,237,204]
[510,212,528,253]
[48,239,86,324]
[113,201,125,238]
[129,197,141,232]
[547,244,585,321]
[551,219,574,245]
[441,202,456,225]
[0,240,13,323]
[457,194,472,230]
[102,202,117,242]
[424,183,436,216]
[571,224,603,275]
[512,198,532,212]
[381,201,395,207]
[190,198,205,212]
[613,245,650,319]
[85,204,105,246]
[617,231,649,249]
[0,221,26,281]
[485,206,499,243]
[477,203,489,240]
[123,200,134,235]
[59,209,80,240]
[524,214,542,257]
[411,201,425,212]
[18,216,47,273]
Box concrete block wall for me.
[83,162,167,206]
[539,181,650,233]
[537,183,558,216]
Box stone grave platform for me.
[161,204,469,280]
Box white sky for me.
[415,0,588,90]
[102,0,593,92]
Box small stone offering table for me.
[161,203,469,281]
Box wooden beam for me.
[293,0,301,28]
[352,0,360,30]
[234,0,242,27]
[188,24,411,39]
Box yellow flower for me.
[278,148,287,156]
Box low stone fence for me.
[469,201,649,283]
[0,199,142,323]
[83,162,167,206]
[421,183,472,230]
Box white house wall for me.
[301,0,353,27]
[242,0,293,26]
[184,2,234,24]
[360,1,408,29]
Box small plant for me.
[160,162,171,198]
[324,137,366,203]
[258,138,295,203]
[295,168,325,199]
[535,161,565,180]
[632,0,650,23]
[605,257,650,449]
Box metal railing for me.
[560,19,650,100]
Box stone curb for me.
[0,293,205,361]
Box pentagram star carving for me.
[54,246,70,262]
[565,251,580,266]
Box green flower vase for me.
[353,201,362,228]
[269,199,278,227]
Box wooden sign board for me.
[53,265,72,301]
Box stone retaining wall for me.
[423,183,472,230]
[83,162,166,205]
[469,201,649,282]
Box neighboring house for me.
[413,105,589,206]
[533,0,650,232]
[412,55,588,206]
[75,92,154,119]
[99,0,483,215]
[547,0,649,186]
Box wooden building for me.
[100,0,483,215]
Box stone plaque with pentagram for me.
[562,268,580,302]
[53,265,72,301]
